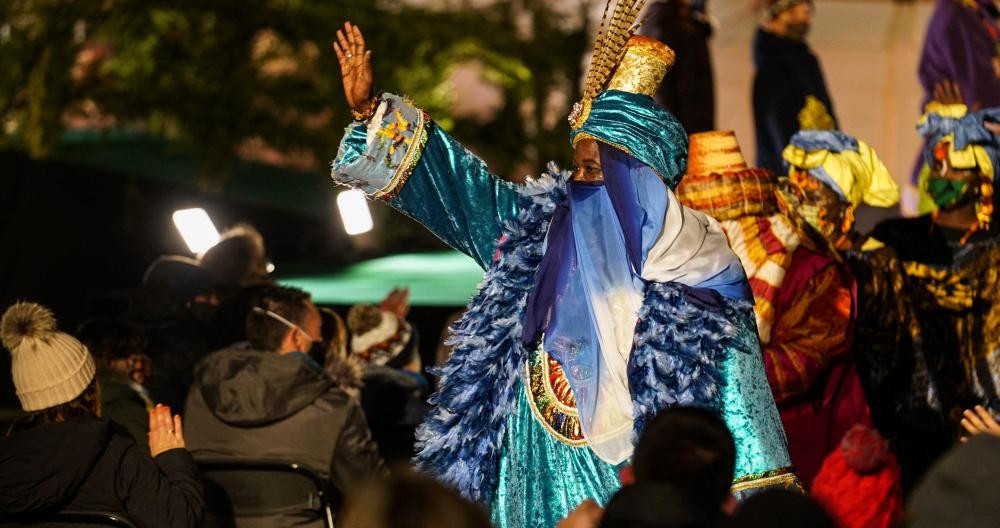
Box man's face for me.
[784,2,813,25]
[931,157,979,186]
[928,152,980,209]
[292,302,323,352]
[789,170,851,242]
[776,2,812,40]
[572,138,604,182]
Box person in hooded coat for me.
[752,0,838,173]
[0,302,203,527]
[183,285,385,525]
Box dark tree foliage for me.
[0,0,589,186]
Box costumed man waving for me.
[330,4,793,525]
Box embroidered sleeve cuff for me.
[331,93,430,200]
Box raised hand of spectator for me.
[961,405,1000,441]
[379,287,411,319]
[148,404,186,457]
[557,499,603,528]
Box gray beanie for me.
[1,302,96,411]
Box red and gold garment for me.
[679,166,872,487]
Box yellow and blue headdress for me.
[567,1,687,188]
[918,103,1000,182]
[917,103,1000,227]
[782,130,899,209]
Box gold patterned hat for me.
[677,131,780,221]
[685,130,749,176]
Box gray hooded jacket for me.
[184,345,385,495]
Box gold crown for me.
[606,35,675,97]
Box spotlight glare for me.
[337,189,374,235]
[172,208,220,254]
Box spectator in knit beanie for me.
[348,288,430,463]
[811,424,903,528]
[0,302,203,527]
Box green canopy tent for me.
[281,251,485,307]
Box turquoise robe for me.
[333,94,794,527]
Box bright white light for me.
[337,189,374,235]
[266,262,276,274]
[172,208,220,254]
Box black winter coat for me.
[184,346,386,495]
[752,28,837,173]
[0,418,204,527]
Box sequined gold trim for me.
[372,110,428,200]
[730,467,802,493]
[525,348,587,446]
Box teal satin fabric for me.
[721,312,793,478]
[389,121,521,270]
[492,385,621,528]
[570,90,689,188]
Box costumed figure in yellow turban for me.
[678,131,875,488]
[330,3,793,525]
[855,103,1000,491]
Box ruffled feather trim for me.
[413,163,568,503]
[629,282,755,441]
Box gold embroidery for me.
[730,467,802,493]
[373,111,428,200]
[525,348,587,446]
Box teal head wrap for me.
[570,90,689,189]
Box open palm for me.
[333,22,373,113]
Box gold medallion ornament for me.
[525,348,586,446]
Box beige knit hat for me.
[1,302,96,411]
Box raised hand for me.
[148,403,186,457]
[961,405,1000,441]
[333,21,374,113]
[932,79,964,106]
[379,287,411,320]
